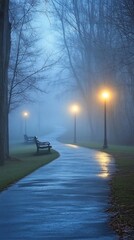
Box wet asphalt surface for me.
[0,129,118,240]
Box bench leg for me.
[37,148,39,154]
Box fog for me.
[9,90,92,144]
[9,2,93,144]
[8,0,134,145]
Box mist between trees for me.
[0,0,134,165]
[50,0,134,144]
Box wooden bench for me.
[34,136,52,154]
[24,134,35,143]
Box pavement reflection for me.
[95,152,111,178]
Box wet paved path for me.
[0,129,118,239]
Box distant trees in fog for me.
[50,0,134,144]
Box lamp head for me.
[23,111,29,117]
[102,91,110,100]
[70,104,80,114]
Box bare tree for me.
[8,0,54,112]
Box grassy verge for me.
[78,142,134,238]
[0,143,60,192]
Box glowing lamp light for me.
[70,104,80,114]
[102,91,110,100]
[23,111,29,117]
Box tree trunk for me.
[0,0,10,165]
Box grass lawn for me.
[0,143,60,192]
[78,142,134,237]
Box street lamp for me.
[101,91,110,149]
[70,104,80,144]
[22,111,29,135]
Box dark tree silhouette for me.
[0,0,11,165]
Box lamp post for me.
[23,111,29,135]
[101,91,109,149]
[70,104,79,144]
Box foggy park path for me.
[0,128,118,240]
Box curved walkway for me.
[0,128,118,239]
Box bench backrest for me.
[34,136,50,147]
[24,134,28,141]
